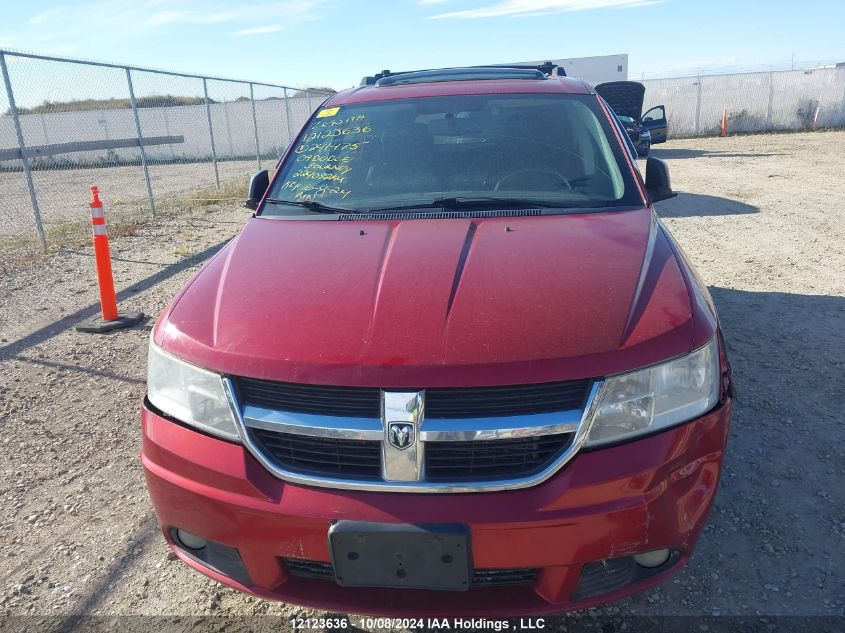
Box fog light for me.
[633,548,671,568]
[167,528,251,586]
[573,549,681,600]
[175,529,207,550]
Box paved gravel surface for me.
[0,131,843,625]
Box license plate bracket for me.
[328,521,471,591]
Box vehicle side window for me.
[601,97,638,163]
[643,105,666,124]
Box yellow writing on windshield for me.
[283,112,376,201]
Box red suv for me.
[142,64,733,616]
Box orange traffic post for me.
[720,108,728,137]
[90,186,118,320]
[76,186,144,333]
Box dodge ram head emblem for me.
[388,423,415,450]
[382,391,424,480]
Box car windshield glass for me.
[617,115,636,125]
[262,93,641,215]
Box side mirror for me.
[645,156,676,204]
[245,170,269,210]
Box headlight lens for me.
[147,341,240,442]
[585,337,720,447]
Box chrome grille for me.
[425,434,572,481]
[472,568,538,586]
[236,377,590,419]
[227,377,602,493]
[250,429,381,479]
[425,382,589,418]
[284,558,335,580]
[283,558,537,587]
[237,379,379,418]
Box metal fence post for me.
[283,87,294,146]
[222,99,234,156]
[203,78,220,190]
[249,82,261,170]
[766,71,775,130]
[125,68,156,216]
[39,112,50,145]
[1,52,47,252]
[163,108,176,161]
[839,70,845,129]
[694,74,702,135]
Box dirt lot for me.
[0,131,843,626]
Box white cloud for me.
[144,10,245,27]
[428,0,664,19]
[233,24,285,36]
[3,0,327,53]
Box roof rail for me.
[482,61,563,76]
[359,61,564,87]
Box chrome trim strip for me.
[224,378,604,494]
[419,410,580,442]
[242,405,383,440]
[243,405,581,443]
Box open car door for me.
[642,105,668,144]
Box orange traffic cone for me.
[720,108,728,137]
[76,186,144,333]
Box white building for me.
[513,54,628,85]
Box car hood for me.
[156,209,697,387]
[595,81,646,123]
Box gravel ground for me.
[0,131,843,626]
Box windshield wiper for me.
[368,197,592,212]
[263,198,358,214]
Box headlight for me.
[585,336,720,447]
[147,341,240,442]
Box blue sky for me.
[1,0,843,91]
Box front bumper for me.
[141,398,731,616]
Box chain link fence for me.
[0,50,331,261]
[642,65,845,137]
[3,51,845,264]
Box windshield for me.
[262,93,642,215]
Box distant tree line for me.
[290,87,337,98]
[9,87,337,115]
[13,95,208,115]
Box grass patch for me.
[161,176,249,209]
[0,174,250,275]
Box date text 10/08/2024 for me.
[289,617,548,630]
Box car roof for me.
[328,75,595,107]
